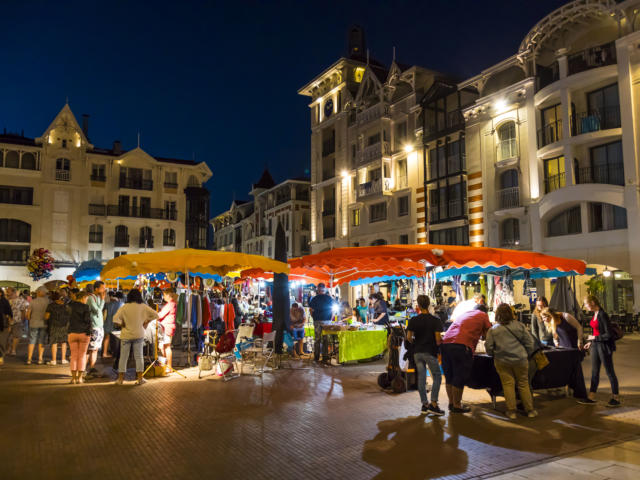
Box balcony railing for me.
[139,237,154,248]
[55,169,70,181]
[500,236,520,248]
[357,103,390,126]
[571,105,621,136]
[119,177,153,190]
[114,235,130,247]
[576,163,624,186]
[496,186,520,209]
[537,120,563,148]
[88,204,175,220]
[396,175,408,189]
[90,174,106,182]
[88,232,103,243]
[163,182,178,189]
[496,138,518,162]
[544,172,566,193]
[275,193,291,206]
[568,41,616,76]
[357,177,391,199]
[357,141,390,166]
[322,199,335,216]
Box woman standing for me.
[45,292,70,365]
[370,293,389,327]
[485,303,537,419]
[113,289,159,385]
[531,296,553,345]
[583,295,620,407]
[158,288,177,372]
[67,292,92,384]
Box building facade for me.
[460,0,640,310]
[211,170,311,259]
[0,104,212,286]
[299,29,441,252]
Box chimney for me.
[82,114,89,137]
[113,140,122,155]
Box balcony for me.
[357,141,390,166]
[164,182,178,189]
[322,199,335,216]
[357,103,390,126]
[576,163,624,186]
[544,172,566,194]
[571,105,620,136]
[568,42,616,76]
[496,186,520,210]
[88,204,175,220]
[275,193,292,206]
[537,120,563,148]
[114,235,130,247]
[139,236,154,248]
[119,177,153,190]
[90,174,106,182]
[357,177,391,199]
[496,138,518,163]
[396,175,408,190]
[55,169,70,182]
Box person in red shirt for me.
[440,303,491,413]
[158,288,178,372]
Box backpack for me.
[610,321,624,342]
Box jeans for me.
[68,333,90,372]
[495,359,534,413]
[590,342,619,395]
[313,321,329,361]
[414,352,441,405]
[119,338,144,373]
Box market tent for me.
[550,276,581,318]
[101,248,290,280]
[240,267,325,284]
[435,265,596,281]
[72,260,104,282]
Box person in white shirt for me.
[113,289,158,385]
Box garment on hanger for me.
[177,292,186,326]
[223,302,235,333]
[202,295,212,330]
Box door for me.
[118,195,130,216]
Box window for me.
[498,169,519,209]
[163,228,176,246]
[56,158,70,181]
[544,156,566,193]
[352,208,361,226]
[396,158,408,189]
[21,152,36,170]
[91,164,106,181]
[500,219,520,247]
[139,227,153,248]
[62,139,68,148]
[547,206,582,237]
[399,234,409,244]
[89,224,103,243]
[370,202,387,223]
[0,186,33,205]
[5,151,19,169]
[589,203,627,232]
[585,141,624,186]
[496,121,517,161]
[367,132,381,146]
[540,104,562,146]
[164,201,177,220]
[395,121,408,149]
[398,196,409,216]
[429,226,469,245]
[88,251,102,261]
[114,225,129,247]
[587,83,620,130]
[0,219,31,243]
[113,251,126,258]
[165,172,178,187]
[429,181,467,222]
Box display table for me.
[466,348,584,406]
[304,326,387,363]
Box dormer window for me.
[62,139,67,149]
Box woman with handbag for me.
[485,303,537,419]
[583,295,620,407]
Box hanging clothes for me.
[202,295,212,330]
[177,292,186,327]
[223,302,235,333]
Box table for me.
[466,348,584,407]
[304,326,387,363]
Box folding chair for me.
[242,331,275,376]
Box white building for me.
[460,0,640,311]
[0,104,212,288]
[211,169,311,259]
[299,28,440,251]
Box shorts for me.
[28,327,48,345]
[440,343,473,389]
[292,327,305,341]
[89,328,104,351]
[10,321,24,339]
[162,333,173,345]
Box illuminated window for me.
[352,208,360,226]
[354,67,365,83]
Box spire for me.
[392,46,396,63]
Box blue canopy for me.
[435,265,596,282]
[349,275,419,287]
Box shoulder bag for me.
[504,323,549,371]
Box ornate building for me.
[0,104,211,286]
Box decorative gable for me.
[37,104,92,150]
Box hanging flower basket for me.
[26,248,56,281]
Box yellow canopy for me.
[100,248,289,280]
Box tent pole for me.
[186,270,192,367]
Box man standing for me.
[440,303,491,413]
[308,283,334,363]
[6,287,29,356]
[406,295,444,415]
[0,289,12,366]
[85,281,106,378]
[26,287,50,365]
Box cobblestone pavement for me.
[1,335,639,480]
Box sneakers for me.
[450,405,471,414]
[606,398,621,408]
[506,411,517,420]
[37,359,43,365]
[61,359,69,365]
[46,361,57,366]
[527,410,539,418]
[577,398,597,405]
[427,404,445,416]
[420,404,430,414]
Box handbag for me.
[504,323,549,371]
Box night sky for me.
[1,0,567,215]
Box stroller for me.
[377,325,417,393]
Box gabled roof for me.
[37,103,92,148]
[253,168,276,190]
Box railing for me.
[90,174,106,182]
[89,204,106,215]
[165,209,177,220]
[88,232,103,243]
[572,105,621,136]
[89,204,171,219]
[163,236,176,247]
[114,235,130,247]
[322,199,335,216]
[576,163,624,186]
[275,194,291,206]
[357,141,390,165]
[496,138,518,162]
[544,172,566,193]
[396,175,408,189]
[500,236,520,248]
[139,237,154,248]
[55,169,70,181]
[537,119,563,148]
[295,191,310,202]
[568,41,616,76]
[357,177,391,198]
[119,177,153,190]
[357,103,389,126]
[164,182,178,188]
[496,186,520,209]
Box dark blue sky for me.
[1,0,566,215]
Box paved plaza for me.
[1,336,639,480]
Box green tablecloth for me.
[303,326,387,363]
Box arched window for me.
[163,228,176,246]
[498,169,519,209]
[5,151,19,169]
[115,225,129,247]
[547,206,581,237]
[497,121,517,161]
[89,224,103,243]
[21,152,36,170]
[0,219,31,263]
[139,227,153,248]
[500,218,520,247]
